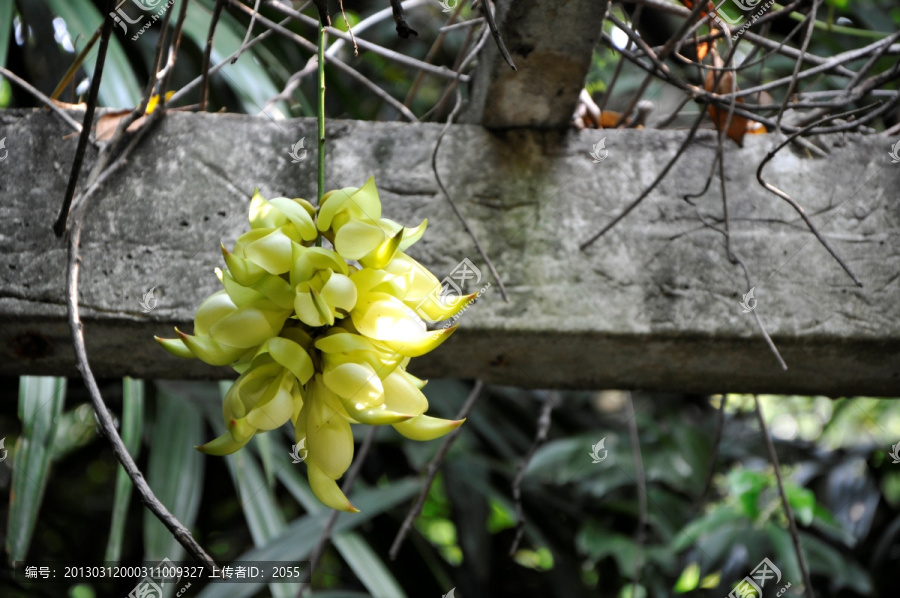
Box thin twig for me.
[199,0,226,111]
[51,26,102,101]
[263,1,465,83]
[440,18,483,32]
[159,0,191,99]
[431,28,509,302]
[753,396,816,598]
[389,380,485,560]
[230,1,419,121]
[710,58,789,371]
[481,0,515,70]
[403,0,465,110]
[509,391,558,555]
[0,67,84,134]
[299,427,378,597]
[65,110,215,571]
[756,106,875,287]
[337,0,358,55]
[232,0,262,63]
[53,0,115,237]
[580,107,706,250]
[774,0,821,133]
[626,391,647,593]
[389,0,418,38]
[168,18,285,107]
[720,146,788,370]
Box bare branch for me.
[389,380,485,560]
[753,396,816,598]
[509,391,559,555]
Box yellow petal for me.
[257,337,315,384]
[245,370,294,431]
[243,229,293,274]
[195,430,251,455]
[322,362,384,407]
[155,336,195,359]
[346,404,414,425]
[359,228,402,270]
[194,290,237,336]
[268,197,318,241]
[294,285,332,328]
[393,415,465,441]
[307,392,354,479]
[308,462,359,512]
[208,300,289,348]
[334,219,386,261]
[377,324,458,358]
[177,329,248,366]
[222,244,266,286]
[382,370,428,415]
[320,271,357,313]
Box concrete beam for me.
[1,110,898,395]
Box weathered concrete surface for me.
[1,109,898,395]
[462,0,608,129]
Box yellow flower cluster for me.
[157,177,473,511]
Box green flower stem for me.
[317,24,326,204]
[316,22,326,247]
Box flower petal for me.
[322,361,384,407]
[392,414,465,441]
[195,430,251,456]
[307,392,354,479]
[307,463,359,512]
[382,370,428,416]
[334,219,386,261]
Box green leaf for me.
[178,3,286,115]
[0,0,13,71]
[42,0,142,107]
[195,478,420,598]
[673,562,700,592]
[105,378,145,563]
[51,402,99,460]
[144,384,205,570]
[785,485,815,526]
[6,376,66,562]
[670,505,743,552]
[224,436,300,598]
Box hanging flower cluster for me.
[157,177,473,511]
